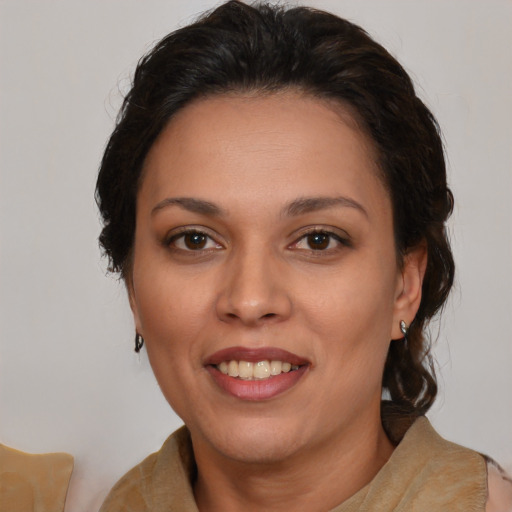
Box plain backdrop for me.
[1,1,511,510]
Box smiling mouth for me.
[205,346,309,400]
[216,360,301,380]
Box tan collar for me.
[0,443,73,512]
[101,417,487,511]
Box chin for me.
[194,418,306,465]
[217,437,302,465]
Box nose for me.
[216,246,292,326]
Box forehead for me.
[140,92,389,217]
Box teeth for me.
[238,361,253,379]
[270,360,282,375]
[253,360,270,379]
[216,359,301,380]
[227,360,239,377]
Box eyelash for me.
[165,228,222,253]
[164,227,351,255]
[290,228,352,253]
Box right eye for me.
[167,230,222,252]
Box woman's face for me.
[129,92,423,464]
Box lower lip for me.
[206,365,308,401]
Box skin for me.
[129,91,427,511]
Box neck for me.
[192,413,394,512]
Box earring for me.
[399,320,408,338]
[135,333,144,353]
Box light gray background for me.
[1,1,511,510]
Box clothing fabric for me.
[100,417,488,512]
[0,443,73,512]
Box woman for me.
[96,1,512,510]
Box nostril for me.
[216,286,292,324]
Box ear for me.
[391,243,428,340]
[125,274,143,336]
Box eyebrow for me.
[151,195,368,218]
[151,197,224,216]
[283,196,368,218]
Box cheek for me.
[133,280,224,430]
[298,258,396,368]
[302,259,396,327]
[132,273,214,416]
[132,266,215,355]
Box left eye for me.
[169,231,221,251]
[294,231,344,251]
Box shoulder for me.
[0,443,73,512]
[99,426,196,512]
[99,450,159,512]
[486,459,512,512]
[413,420,512,512]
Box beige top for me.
[99,416,498,511]
[0,443,73,512]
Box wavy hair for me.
[96,1,454,418]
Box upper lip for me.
[204,346,310,366]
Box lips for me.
[205,346,310,401]
[205,346,308,366]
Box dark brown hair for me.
[96,0,454,418]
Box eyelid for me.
[164,226,224,251]
[288,226,353,252]
[290,225,352,242]
[163,224,351,254]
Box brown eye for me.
[291,229,350,253]
[183,232,207,250]
[168,230,222,252]
[306,232,331,250]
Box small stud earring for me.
[399,320,408,338]
[135,333,144,353]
